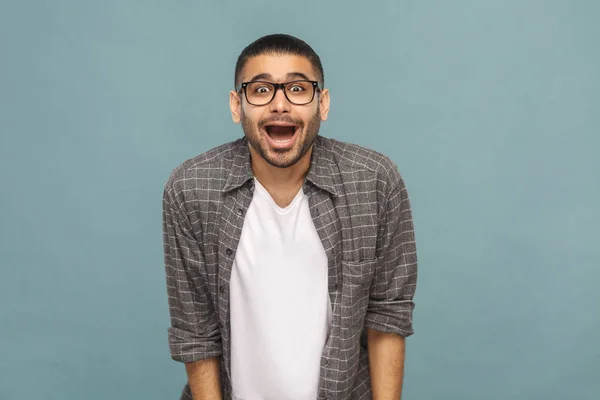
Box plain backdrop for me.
[1,1,599,399]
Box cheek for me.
[241,108,261,126]
[298,106,319,126]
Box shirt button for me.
[236,208,243,216]
[219,286,225,293]
[226,248,232,256]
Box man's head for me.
[229,34,330,169]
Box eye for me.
[289,84,305,92]
[254,85,271,94]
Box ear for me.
[230,90,242,124]
[318,88,330,121]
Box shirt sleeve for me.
[162,180,222,363]
[364,169,418,337]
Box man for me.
[162,34,418,400]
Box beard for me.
[241,105,321,169]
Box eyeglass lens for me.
[245,81,315,105]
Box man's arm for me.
[185,358,222,400]
[367,328,406,400]
[366,165,418,399]
[162,175,223,399]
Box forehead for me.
[241,53,317,82]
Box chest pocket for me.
[341,258,376,329]
[338,194,378,262]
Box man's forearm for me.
[185,357,222,400]
[367,328,406,400]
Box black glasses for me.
[238,80,321,106]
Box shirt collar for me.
[222,135,339,197]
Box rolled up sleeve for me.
[364,169,418,337]
[162,180,222,363]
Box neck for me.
[249,145,313,192]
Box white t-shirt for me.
[229,178,333,400]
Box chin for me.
[264,151,302,169]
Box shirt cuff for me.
[364,304,415,337]
[168,326,223,363]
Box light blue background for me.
[1,1,598,399]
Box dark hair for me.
[234,33,324,89]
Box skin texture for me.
[185,357,222,400]
[367,328,406,399]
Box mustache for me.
[258,116,304,128]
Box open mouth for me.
[263,123,299,146]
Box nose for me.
[268,86,291,113]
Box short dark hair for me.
[234,34,324,89]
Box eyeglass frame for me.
[236,80,322,106]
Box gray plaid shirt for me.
[162,135,418,400]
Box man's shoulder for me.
[163,137,245,193]
[318,136,402,187]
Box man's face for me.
[230,54,330,169]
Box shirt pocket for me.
[341,258,376,330]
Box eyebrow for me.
[247,72,313,82]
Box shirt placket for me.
[306,183,343,399]
[216,181,255,389]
